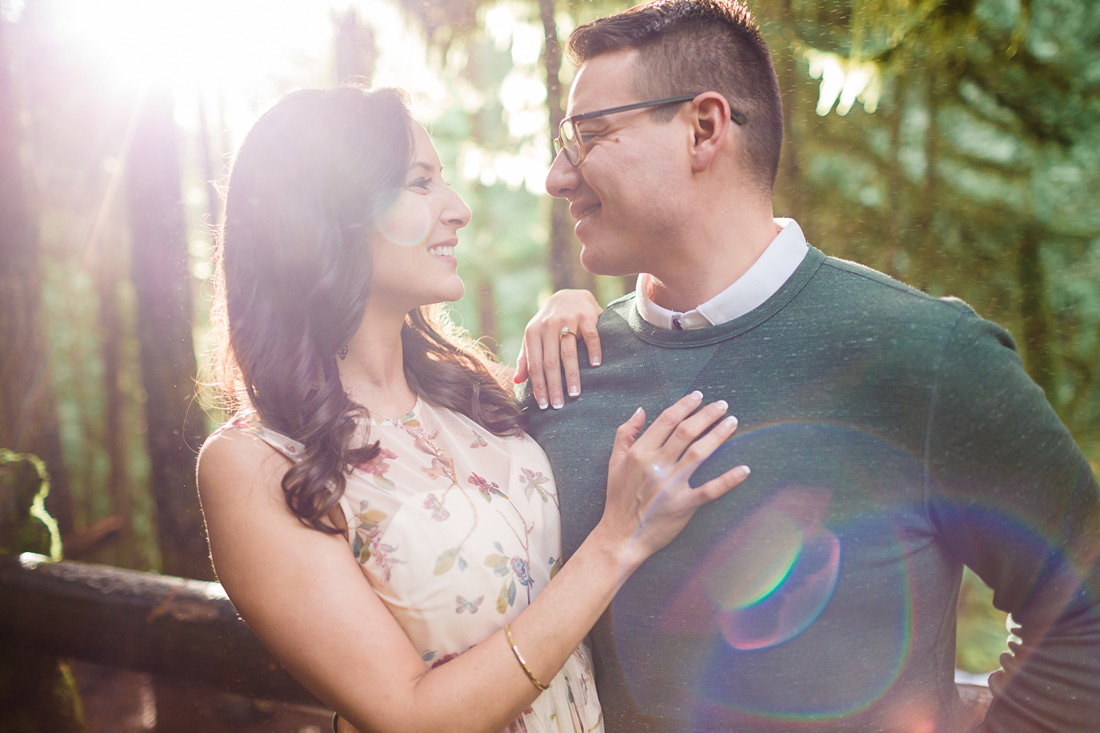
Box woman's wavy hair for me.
[210,86,524,532]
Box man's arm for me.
[926,311,1100,732]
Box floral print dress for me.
[230,398,602,732]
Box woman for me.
[197,86,749,733]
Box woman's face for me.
[367,124,471,314]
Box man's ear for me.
[689,93,732,173]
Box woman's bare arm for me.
[198,392,746,733]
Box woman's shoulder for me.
[209,410,304,461]
[197,412,298,500]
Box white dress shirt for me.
[635,218,809,329]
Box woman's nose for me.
[445,188,472,228]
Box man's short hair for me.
[568,0,783,194]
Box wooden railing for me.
[1,551,992,725]
[0,552,319,707]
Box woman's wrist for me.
[583,520,646,592]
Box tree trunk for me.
[95,253,137,566]
[1017,227,1056,397]
[334,9,376,85]
[0,16,72,540]
[539,0,594,294]
[125,89,211,583]
[0,20,82,730]
[914,71,941,292]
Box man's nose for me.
[545,150,579,199]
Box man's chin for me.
[579,247,633,278]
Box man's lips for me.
[569,202,601,221]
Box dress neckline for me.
[372,395,422,425]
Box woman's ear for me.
[689,93,732,173]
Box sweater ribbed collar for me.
[620,246,826,348]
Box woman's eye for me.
[408,177,432,191]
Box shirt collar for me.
[635,218,809,330]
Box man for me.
[520,1,1100,730]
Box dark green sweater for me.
[523,246,1100,732]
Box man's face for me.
[545,48,688,277]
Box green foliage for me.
[0,449,61,559]
[774,0,1100,458]
[956,568,1010,674]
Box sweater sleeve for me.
[925,311,1100,732]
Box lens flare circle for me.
[685,486,841,652]
[611,421,933,725]
[715,521,840,651]
[375,188,431,246]
[702,509,803,612]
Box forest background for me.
[2,0,1098,699]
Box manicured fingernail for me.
[633,406,644,417]
[722,415,738,429]
[735,465,751,478]
[713,400,728,412]
[569,386,580,397]
[552,398,564,409]
[690,390,703,400]
[592,358,601,366]
[538,399,548,410]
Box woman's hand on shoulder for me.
[594,392,750,577]
[514,289,603,410]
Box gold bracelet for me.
[504,623,549,691]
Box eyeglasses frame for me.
[553,93,748,166]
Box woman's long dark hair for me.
[210,87,524,532]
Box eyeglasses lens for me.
[558,121,581,165]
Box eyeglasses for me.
[553,93,747,166]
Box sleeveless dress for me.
[227,398,603,733]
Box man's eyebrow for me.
[575,117,611,133]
